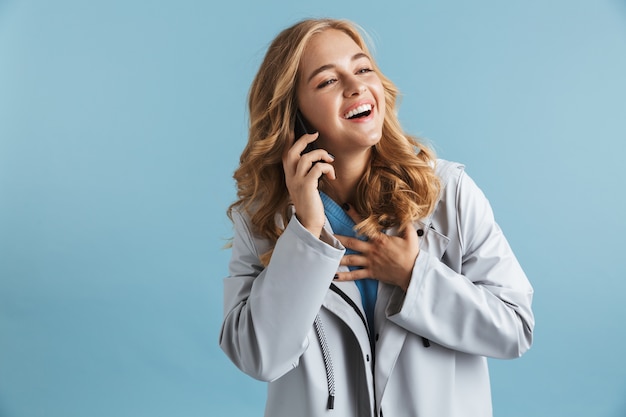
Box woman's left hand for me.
[334,205,420,292]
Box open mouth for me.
[344,104,373,120]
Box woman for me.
[220,18,534,417]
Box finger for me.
[399,221,418,243]
[335,234,369,252]
[334,268,371,282]
[282,132,319,169]
[293,132,319,155]
[307,161,337,181]
[402,221,416,235]
[339,254,368,268]
[295,149,335,177]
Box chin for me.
[365,129,383,144]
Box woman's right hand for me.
[282,132,336,238]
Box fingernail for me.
[333,274,339,280]
[327,153,335,160]
[342,203,350,211]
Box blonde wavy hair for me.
[228,18,440,262]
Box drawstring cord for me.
[313,314,335,410]
[313,288,430,411]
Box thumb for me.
[400,221,419,241]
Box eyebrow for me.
[306,52,370,83]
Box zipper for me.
[329,283,371,340]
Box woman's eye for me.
[317,79,336,89]
[357,68,373,74]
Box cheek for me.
[298,101,320,127]
[308,108,331,132]
[373,82,386,113]
[308,101,337,128]
[376,97,386,123]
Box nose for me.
[343,76,366,97]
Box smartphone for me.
[294,110,317,154]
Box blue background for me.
[1,0,625,416]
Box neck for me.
[322,147,372,205]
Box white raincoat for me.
[220,160,534,417]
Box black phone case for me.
[295,111,314,138]
[295,111,316,154]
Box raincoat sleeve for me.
[219,208,344,381]
[387,169,534,359]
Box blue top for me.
[320,192,378,339]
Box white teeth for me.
[344,104,372,119]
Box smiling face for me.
[296,29,386,157]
